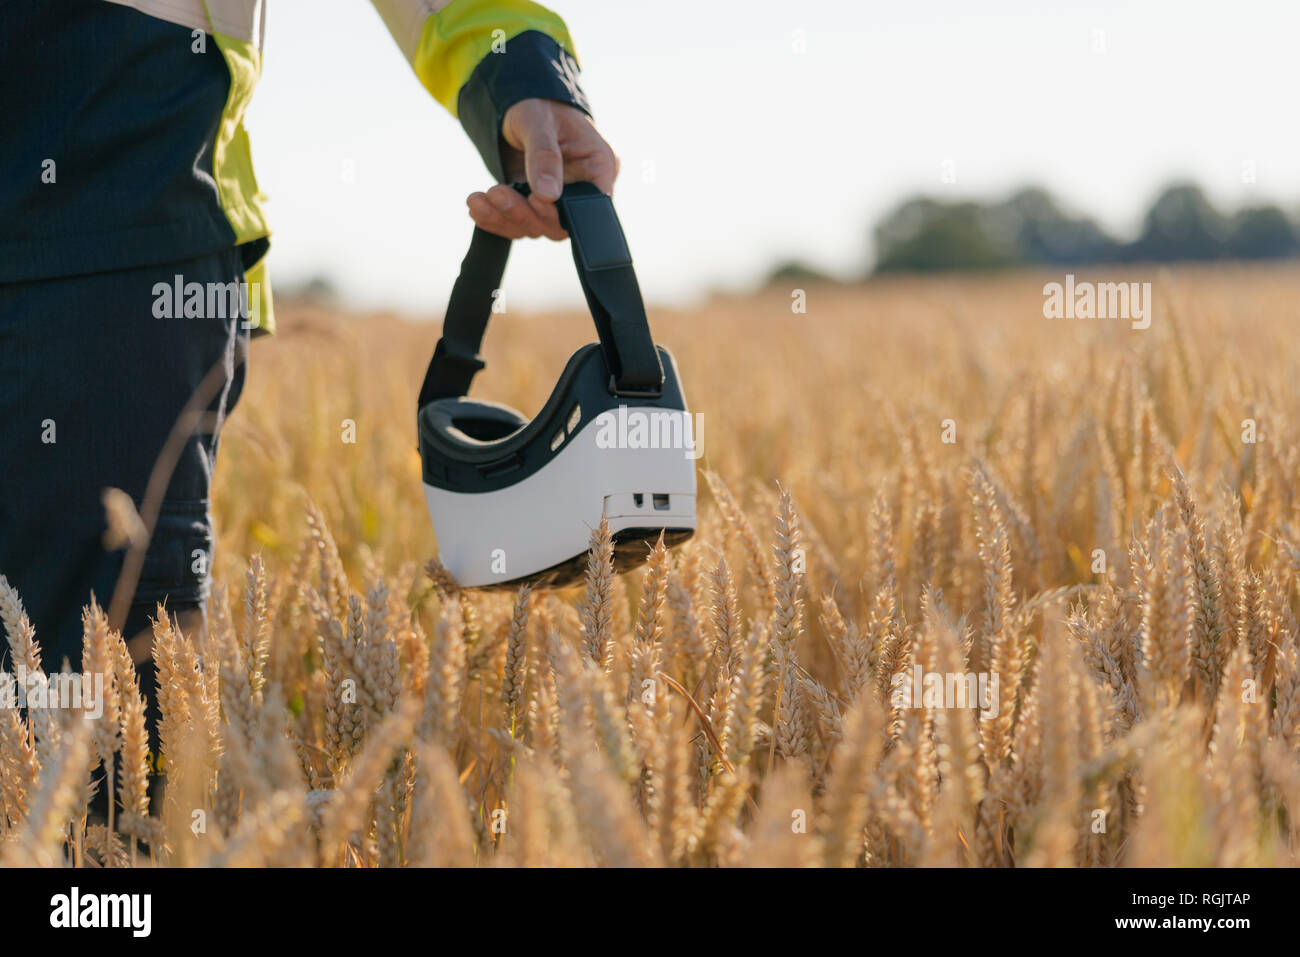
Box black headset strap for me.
[417,182,664,411]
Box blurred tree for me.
[1123,183,1229,262]
[765,259,838,286]
[786,181,1300,280]
[1227,205,1300,259]
[300,275,340,302]
[988,187,1121,265]
[873,199,1015,273]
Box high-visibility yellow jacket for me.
[1,0,587,333]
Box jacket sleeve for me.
[369,0,592,182]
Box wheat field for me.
[3,264,1300,867]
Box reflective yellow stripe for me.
[412,0,578,115]
[209,33,267,246]
[209,31,274,333]
[242,253,274,335]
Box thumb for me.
[514,104,564,201]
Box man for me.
[0,0,616,718]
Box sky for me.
[244,0,1300,315]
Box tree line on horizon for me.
[768,182,1300,284]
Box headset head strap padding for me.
[556,184,664,397]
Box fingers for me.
[467,184,566,240]
[472,99,621,239]
[502,98,565,200]
[523,123,564,202]
[568,115,619,196]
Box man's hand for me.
[466,98,618,240]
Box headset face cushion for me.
[429,398,528,446]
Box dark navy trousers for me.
[0,248,248,677]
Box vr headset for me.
[417,182,697,589]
